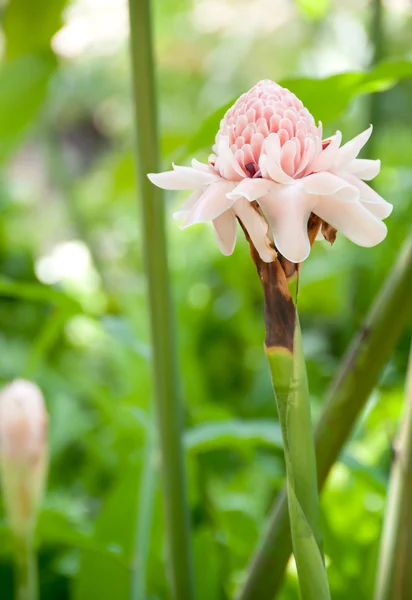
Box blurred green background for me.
[0,0,411,598]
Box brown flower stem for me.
[248,241,296,352]
[238,235,412,600]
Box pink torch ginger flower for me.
[148,80,392,263]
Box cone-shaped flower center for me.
[211,80,322,180]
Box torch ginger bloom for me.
[148,79,392,263]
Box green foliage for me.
[185,419,283,453]
[3,0,67,58]
[296,0,331,21]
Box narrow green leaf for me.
[184,419,283,454]
[0,276,81,312]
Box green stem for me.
[266,317,330,600]
[243,234,329,599]
[374,342,412,600]
[127,1,195,599]
[238,236,412,600]
[14,531,38,600]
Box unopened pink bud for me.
[0,380,48,538]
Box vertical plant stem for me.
[246,237,330,599]
[374,343,412,600]
[13,531,38,600]
[238,236,412,600]
[266,318,330,600]
[127,1,195,599]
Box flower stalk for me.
[374,341,412,600]
[12,533,38,600]
[127,0,195,598]
[246,233,330,599]
[238,235,412,600]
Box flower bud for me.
[0,380,48,539]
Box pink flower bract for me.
[148,80,392,263]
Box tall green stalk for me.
[246,238,330,599]
[374,342,412,600]
[238,236,412,600]
[266,319,330,600]
[127,1,195,599]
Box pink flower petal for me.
[234,197,276,263]
[280,140,297,177]
[315,195,387,247]
[235,115,248,137]
[213,210,237,256]
[251,133,265,162]
[242,144,255,166]
[258,187,315,263]
[345,158,381,180]
[295,137,314,177]
[227,178,275,201]
[173,188,204,221]
[279,118,294,139]
[278,129,289,145]
[182,181,236,228]
[148,165,219,190]
[362,201,393,219]
[342,174,393,219]
[302,172,360,201]
[215,137,246,179]
[310,131,342,172]
[191,159,215,173]
[260,134,294,184]
[264,133,281,163]
[259,154,294,184]
[334,125,373,169]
